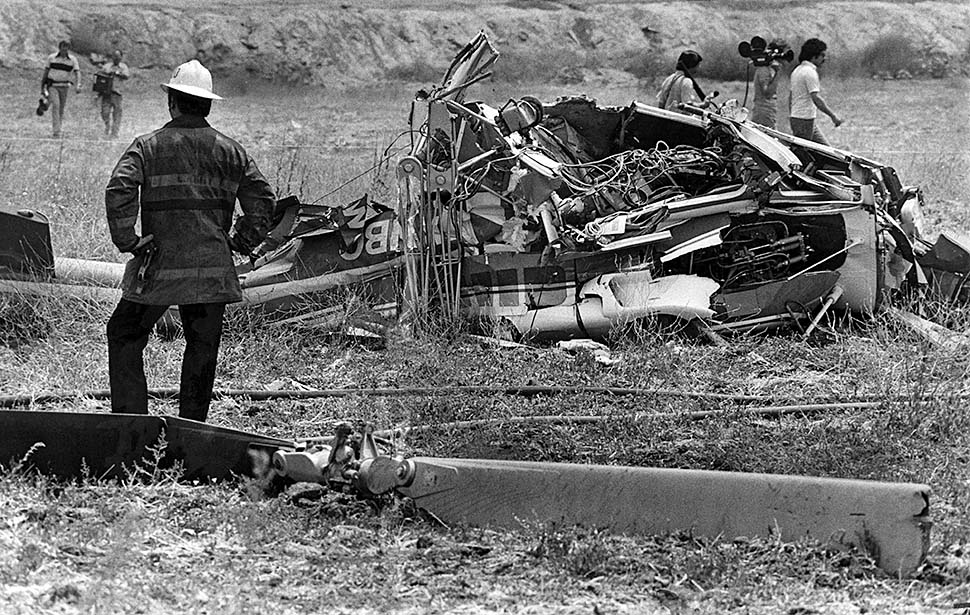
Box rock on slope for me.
[2,1,967,84]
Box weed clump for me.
[827,34,952,79]
[0,294,51,347]
[860,34,919,77]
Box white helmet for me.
[161,59,223,100]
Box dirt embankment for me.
[2,1,968,85]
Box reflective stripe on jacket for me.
[105,115,275,305]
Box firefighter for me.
[104,59,275,422]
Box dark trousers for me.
[107,299,227,421]
[99,93,123,137]
[789,117,830,146]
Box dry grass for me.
[3,462,937,614]
[1,65,970,613]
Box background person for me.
[96,49,131,138]
[789,38,843,145]
[41,41,81,138]
[656,50,715,111]
[104,59,275,423]
[749,39,790,129]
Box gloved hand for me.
[227,234,253,258]
[122,234,155,255]
[228,235,258,268]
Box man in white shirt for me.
[789,38,842,145]
[41,41,82,138]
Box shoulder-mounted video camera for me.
[738,36,794,67]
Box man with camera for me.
[750,39,791,129]
[95,50,131,139]
[789,38,843,145]
[40,41,81,138]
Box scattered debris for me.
[890,308,970,351]
[468,334,534,350]
[556,338,618,365]
[163,33,970,342]
[2,32,969,348]
[264,377,314,391]
[380,32,968,343]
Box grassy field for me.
[1,65,970,614]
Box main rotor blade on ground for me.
[398,457,930,576]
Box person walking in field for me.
[656,50,715,112]
[789,38,843,145]
[41,41,82,138]
[95,49,131,138]
[104,59,275,422]
[750,39,790,129]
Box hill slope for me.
[2,1,968,84]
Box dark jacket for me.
[105,115,274,305]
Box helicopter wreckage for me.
[1,31,960,578]
[3,34,970,343]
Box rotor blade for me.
[0,411,294,481]
[398,457,929,576]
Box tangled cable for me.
[551,142,728,203]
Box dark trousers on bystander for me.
[789,117,830,146]
[107,299,227,421]
[100,93,123,138]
